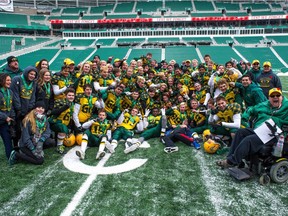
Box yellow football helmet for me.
[203,139,221,154]
[202,129,212,142]
[76,134,83,145]
[63,134,76,147]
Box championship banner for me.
[0,0,14,12]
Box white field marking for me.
[0,159,62,215]
[61,147,148,216]
[196,151,287,215]
[63,146,148,175]
[195,151,228,216]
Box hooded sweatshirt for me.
[10,66,38,117]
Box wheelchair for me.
[227,126,288,185]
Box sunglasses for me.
[253,63,259,65]
[270,94,281,98]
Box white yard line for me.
[0,159,62,215]
[195,151,229,216]
[60,153,111,216]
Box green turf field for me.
[0,76,287,215]
[0,136,287,216]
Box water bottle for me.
[272,135,284,157]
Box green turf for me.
[0,136,287,215]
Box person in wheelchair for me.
[216,88,288,168]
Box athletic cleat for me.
[96,151,106,159]
[192,141,201,150]
[124,143,138,154]
[76,150,85,160]
[8,150,17,166]
[105,141,115,153]
[164,146,179,154]
[125,138,133,148]
[57,145,65,154]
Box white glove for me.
[137,113,143,120]
[230,57,238,65]
[123,109,129,113]
[183,94,189,100]
[161,108,166,116]
[144,109,150,117]
[125,92,132,96]
[172,106,177,110]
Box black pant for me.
[162,127,193,148]
[227,128,276,165]
[15,147,44,165]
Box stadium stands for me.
[234,36,264,44]
[165,1,192,12]
[30,15,47,21]
[214,2,240,11]
[194,1,214,11]
[0,13,28,25]
[95,39,116,46]
[242,3,270,10]
[136,1,162,12]
[165,46,199,64]
[183,37,212,43]
[191,12,222,17]
[213,37,234,45]
[48,15,79,20]
[251,11,285,16]
[148,37,180,42]
[198,46,240,64]
[90,5,114,14]
[234,46,285,69]
[273,46,288,65]
[67,39,95,47]
[95,47,130,61]
[114,2,134,13]
[128,48,161,63]
[266,36,288,44]
[62,7,89,14]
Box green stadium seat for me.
[266,36,288,44]
[215,2,240,11]
[234,36,264,44]
[90,5,114,14]
[114,2,134,13]
[0,13,28,25]
[128,48,161,63]
[67,39,96,46]
[136,1,162,12]
[213,37,233,45]
[242,3,270,10]
[165,1,192,12]
[165,46,200,64]
[194,1,214,11]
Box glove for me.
[125,92,132,96]
[93,117,100,122]
[183,94,189,100]
[161,108,166,116]
[35,141,44,158]
[123,109,129,113]
[144,109,150,117]
[172,106,177,110]
[137,113,143,120]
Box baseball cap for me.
[269,88,282,96]
[252,60,260,65]
[114,58,121,63]
[7,56,18,65]
[263,61,271,67]
[185,60,191,63]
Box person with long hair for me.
[35,58,49,72]
[36,68,54,114]
[0,73,15,159]
[9,101,53,165]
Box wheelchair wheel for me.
[259,173,270,186]
[269,160,288,183]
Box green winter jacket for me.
[242,97,288,129]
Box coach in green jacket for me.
[216,88,288,168]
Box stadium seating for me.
[191,12,222,17]
[51,8,61,14]
[226,12,248,16]
[62,7,89,14]
[67,39,95,46]
[271,3,282,9]
[198,46,240,64]
[266,36,288,44]
[30,15,47,21]
[45,40,66,47]
[128,48,161,63]
[182,37,212,43]
[136,1,162,12]
[95,47,130,61]
[95,39,116,46]
[252,11,285,16]
[48,15,79,20]
[0,13,28,25]
[117,38,145,44]
[215,2,240,11]
[90,5,114,14]
[242,3,270,10]
[194,1,214,11]
[106,14,137,19]
[234,36,264,44]
[148,37,180,42]
[114,2,134,13]
[213,37,234,45]
[49,48,95,71]
[273,46,288,64]
[235,46,285,69]
[0,36,23,54]
[165,1,192,12]
[165,46,199,64]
